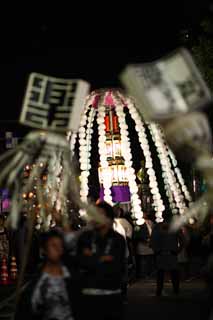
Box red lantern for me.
[113,115,119,133]
[104,115,110,132]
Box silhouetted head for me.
[40,230,64,263]
[114,206,124,218]
[95,201,115,232]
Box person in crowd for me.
[150,218,184,296]
[113,216,126,239]
[11,213,27,268]
[15,229,75,320]
[113,206,130,302]
[186,219,203,281]
[12,212,40,274]
[114,206,133,240]
[63,210,100,274]
[76,201,126,320]
[134,212,154,279]
[178,226,190,281]
[0,215,10,262]
[210,214,213,252]
[203,250,213,320]
[201,214,213,263]
[122,211,136,282]
[123,211,135,229]
[201,214,213,320]
[63,218,92,313]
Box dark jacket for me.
[76,229,126,291]
[134,222,152,244]
[150,222,184,270]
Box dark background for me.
[0,2,210,209]
[0,1,211,126]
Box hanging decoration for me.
[168,149,192,203]
[125,96,164,223]
[121,48,213,228]
[148,123,187,216]
[0,73,90,229]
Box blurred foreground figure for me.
[0,73,90,231]
[150,220,184,296]
[15,230,74,320]
[121,48,213,228]
[76,202,126,320]
[113,207,133,240]
[113,206,132,302]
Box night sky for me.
[0,1,211,127]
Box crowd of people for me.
[0,203,213,320]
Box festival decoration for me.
[74,89,190,225]
[120,48,212,228]
[121,48,211,121]
[1,257,9,285]
[20,73,89,132]
[10,256,18,281]
[0,73,90,229]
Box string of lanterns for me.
[113,93,144,225]
[79,106,96,204]
[126,97,164,223]
[168,149,192,203]
[148,123,187,216]
[97,95,113,205]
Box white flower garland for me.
[113,93,144,225]
[69,132,77,155]
[97,94,113,205]
[126,98,164,223]
[168,149,192,203]
[149,123,187,216]
[79,106,96,203]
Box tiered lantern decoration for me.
[75,89,191,225]
[98,99,130,204]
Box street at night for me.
[0,279,209,320]
[1,2,213,320]
[126,279,208,319]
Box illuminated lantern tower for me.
[98,93,130,206]
[75,89,191,225]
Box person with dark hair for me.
[76,201,126,320]
[113,206,131,303]
[114,206,135,298]
[15,229,75,320]
[135,212,154,279]
[97,201,115,220]
[150,220,185,296]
